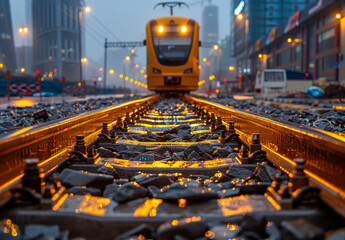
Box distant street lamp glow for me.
[140,69,145,74]
[81,57,88,62]
[258,54,263,58]
[229,66,235,71]
[20,68,25,73]
[213,44,219,50]
[125,76,129,80]
[287,38,292,43]
[237,13,243,20]
[202,58,207,62]
[109,69,114,74]
[131,49,135,54]
[135,64,139,68]
[125,56,130,61]
[336,13,341,19]
[119,74,124,78]
[0,63,3,68]
[84,6,91,13]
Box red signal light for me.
[207,61,211,66]
[35,70,40,75]
[93,78,96,82]
[223,78,227,84]
[213,89,216,93]
[206,89,210,93]
[305,73,309,77]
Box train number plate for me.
[164,76,181,85]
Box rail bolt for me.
[116,116,123,128]
[216,116,222,127]
[228,121,235,135]
[110,131,116,143]
[124,121,129,132]
[102,123,109,135]
[22,158,45,194]
[211,121,216,132]
[220,130,227,143]
[125,112,131,124]
[250,133,261,154]
[87,147,95,164]
[272,174,282,191]
[75,135,86,154]
[278,182,293,210]
[290,158,309,192]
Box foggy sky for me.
[10,0,229,67]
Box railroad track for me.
[0,94,345,239]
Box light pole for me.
[18,26,28,70]
[123,55,130,90]
[213,44,222,92]
[78,5,91,85]
[237,13,249,91]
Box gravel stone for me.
[58,168,114,190]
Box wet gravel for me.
[0,96,141,132]
[212,97,345,134]
[1,98,344,239]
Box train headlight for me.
[158,26,164,33]
[181,25,187,33]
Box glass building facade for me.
[233,0,315,55]
[32,0,81,82]
[0,0,16,71]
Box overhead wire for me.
[90,12,122,41]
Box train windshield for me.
[152,25,194,66]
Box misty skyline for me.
[10,0,230,68]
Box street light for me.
[18,26,28,71]
[78,5,91,86]
[236,13,249,91]
[125,56,131,61]
[81,57,88,63]
[336,13,341,19]
[84,6,91,13]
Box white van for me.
[255,69,313,96]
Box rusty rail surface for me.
[185,95,345,217]
[0,95,160,203]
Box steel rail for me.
[0,95,160,204]
[185,95,345,217]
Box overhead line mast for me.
[154,2,189,16]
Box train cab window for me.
[151,24,194,66]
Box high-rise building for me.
[201,4,219,58]
[0,0,16,71]
[32,0,81,82]
[232,0,315,56]
[231,0,315,89]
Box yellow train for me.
[145,16,200,92]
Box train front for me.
[146,16,200,92]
